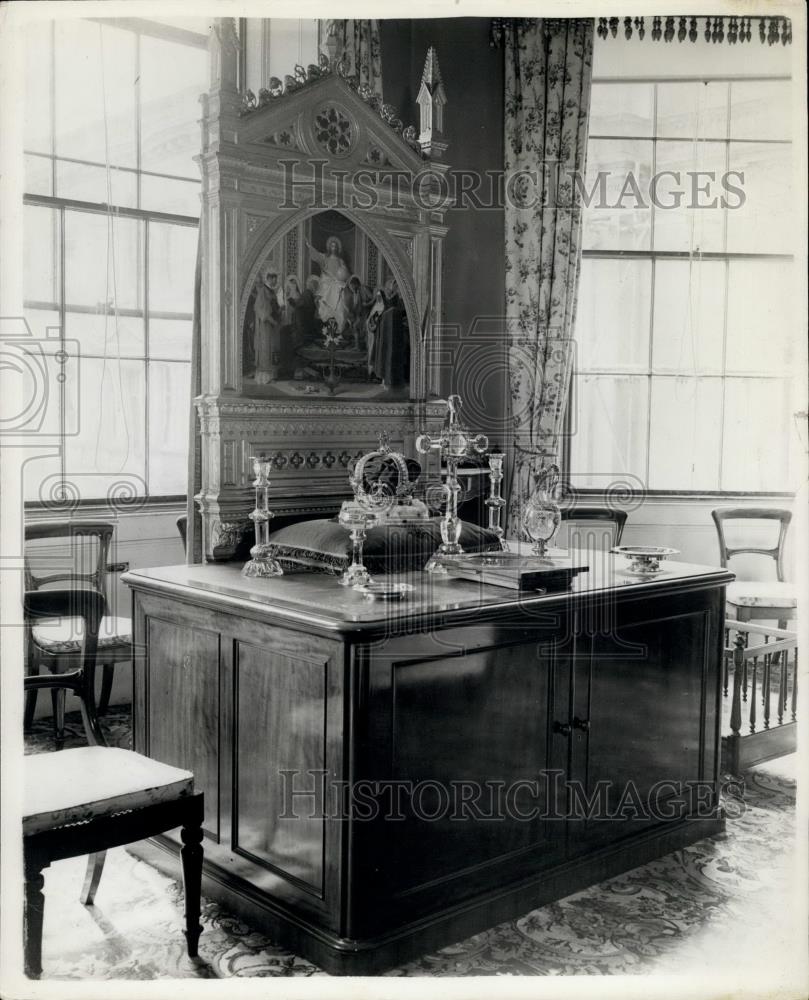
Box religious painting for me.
[242,210,411,400]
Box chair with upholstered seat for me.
[711,508,796,627]
[24,521,132,737]
[560,506,628,551]
[23,589,203,980]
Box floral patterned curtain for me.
[503,18,593,531]
[321,21,383,100]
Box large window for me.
[23,18,208,502]
[571,78,796,494]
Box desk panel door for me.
[357,621,570,929]
[143,615,221,840]
[567,593,718,854]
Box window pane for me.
[648,377,722,490]
[721,378,791,492]
[726,260,794,375]
[149,318,193,361]
[56,161,138,208]
[730,80,792,141]
[24,454,63,504]
[581,139,653,251]
[266,19,319,78]
[588,83,654,137]
[570,374,649,487]
[54,21,137,168]
[24,22,52,155]
[653,140,726,252]
[575,259,651,371]
[726,142,793,254]
[24,205,60,306]
[63,357,146,498]
[64,211,143,312]
[148,223,197,312]
[64,310,145,359]
[656,82,728,140]
[652,260,725,374]
[140,175,201,217]
[25,154,53,197]
[148,361,191,494]
[140,36,207,178]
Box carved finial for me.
[324,20,344,71]
[417,47,447,160]
[211,17,239,92]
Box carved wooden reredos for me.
[195,19,450,560]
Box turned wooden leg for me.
[180,798,204,958]
[24,680,39,732]
[24,852,47,980]
[97,663,115,716]
[80,851,107,906]
[51,688,66,742]
[726,633,745,777]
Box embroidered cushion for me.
[265,517,501,575]
[31,615,132,655]
[726,582,797,610]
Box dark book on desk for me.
[444,553,589,591]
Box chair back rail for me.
[711,507,791,581]
[560,507,628,546]
[24,588,107,746]
[25,522,116,598]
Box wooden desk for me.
[123,552,733,974]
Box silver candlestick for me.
[242,456,283,578]
[486,452,508,551]
[416,394,488,573]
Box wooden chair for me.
[560,506,628,549]
[711,508,796,627]
[24,521,132,737]
[23,588,204,980]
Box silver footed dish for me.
[611,545,679,576]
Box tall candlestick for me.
[486,452,508,550]
[416,395,488,573]
[242,456,284,577]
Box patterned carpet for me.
[24,708,802,981]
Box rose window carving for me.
[314,106,353,155]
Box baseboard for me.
[129,813,724,975]
[722,723,796,773]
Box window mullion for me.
[59,204,67,494]
[645,83,658,489]
[144,218,150,497]
[135,30,142,210]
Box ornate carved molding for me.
[490,16,792,47]
[196,396,442,419]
